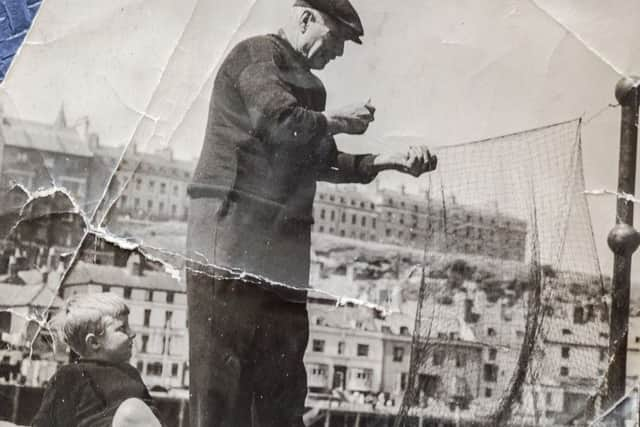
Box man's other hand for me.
[325,100,375,135]
[373,146,438,177]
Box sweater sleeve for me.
[237,61,328,147]
[318,150,379,184]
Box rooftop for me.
[0,116,93,158]
[0,282,63,308]
[63,260,185,293]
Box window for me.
[338,341,345,355]
[560,366,569,377]
[165,311,173,328]
[120,195,128,207]
[360,202,365,208]
[372,218,376,229]
[123,287,132,299]
[386,229,391,237]
[400,326,410,336]
[159,202,164,213]
[361,216,366,227]
[352,214,357,225]
[160,183,166,194]
[341,213,346,223]
[149,180,155,190]
[134,198,140,208]
[393,346,405,362]
[483,364,498,382]
[546,392,553,406]
[400,372,408,391]
[173,185,179,195]
[146,362,163,376]
[561,347,570,359]
[562,328,572,335]
[456,353,466,368]
[600,348,608,362]
[433,350,445,366]
[144,310,151,327]
[319,226,324,232]
[485,388,493,398]
[340,230,345,237]
[146,290,154,302]
[320,209,326,219]
[102,285,110,293]
[312,339,325,353]
[357,344,369,357]
[141,335,149,353]
[487,328,496,337]
[136,361,144,372]
[166,292,174,303]
[171,363,179,377]
[599,332,609,339]
[330,210,335,221]
[489,348,497,361]
[136,178,142,190]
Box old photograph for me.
[0,0,640,426]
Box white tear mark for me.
[584,189,640,204]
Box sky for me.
[1,0,640,286]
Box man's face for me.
[303,12,347,70]
[94,314,136,363]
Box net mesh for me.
[393,119,609,426]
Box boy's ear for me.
[85,333,100,352]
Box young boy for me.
[32,293,162,427]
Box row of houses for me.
[1,247,636,423]
[0,108,526,261]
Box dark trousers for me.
[186,271,310,427]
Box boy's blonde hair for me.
[52,292,130,356]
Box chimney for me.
[8,255,17,280]
[346,262,355,285]
[391,285,403,312]
[126,253,144,276]
[464,299,474,323]
[47,247,56,271]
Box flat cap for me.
[294,0,364,44]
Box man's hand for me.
[325,100,375,135]
[373,146,438,177]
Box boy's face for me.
[93,314,135,363]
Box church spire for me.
[54,104,67,128]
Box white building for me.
[61,255,189,391]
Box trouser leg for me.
[252,292,309,427]
[186,272,256,427]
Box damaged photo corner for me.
[0,0,639,426]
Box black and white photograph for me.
[0,0,639,426]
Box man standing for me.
[186,1,437,425]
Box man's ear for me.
[85,333,100,352]
[299,9,315,34]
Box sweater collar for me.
[272,29,311,71]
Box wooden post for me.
[607,75,640,406]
